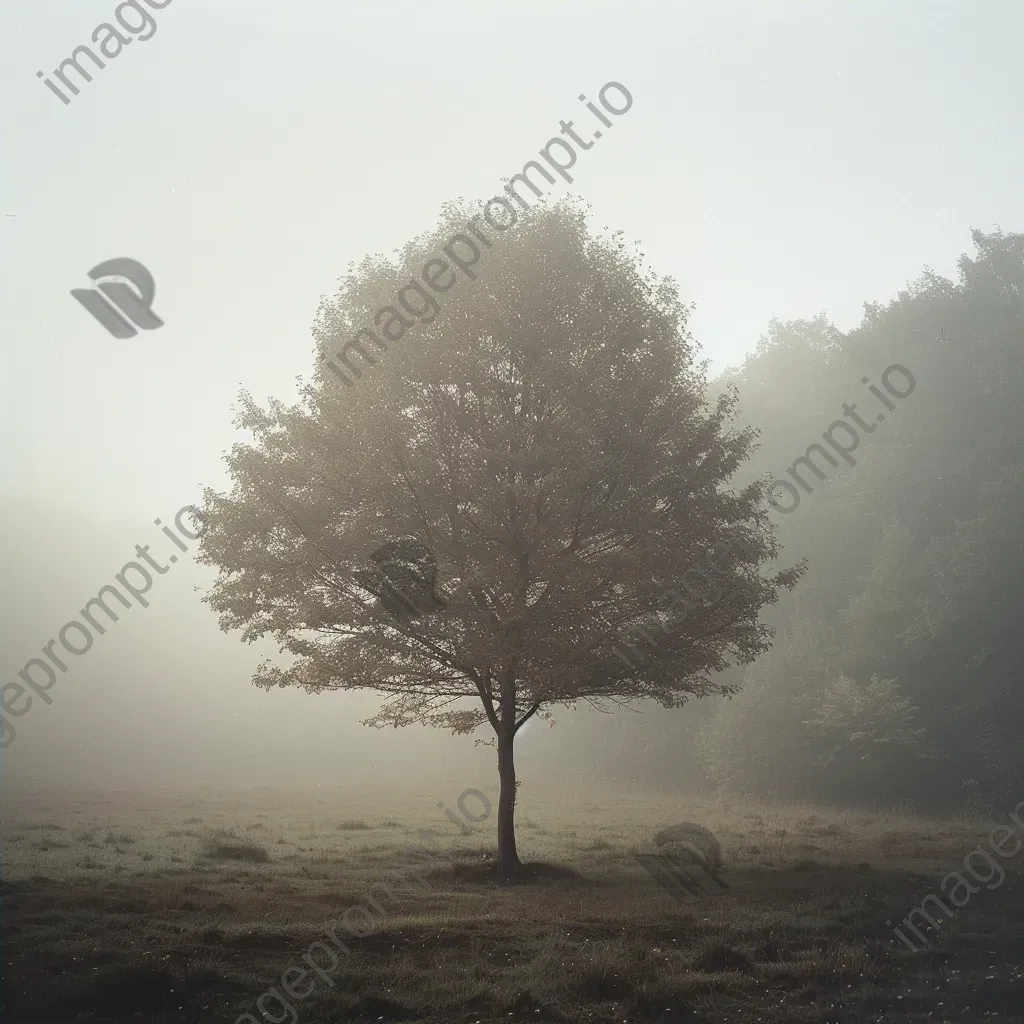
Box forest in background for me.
[575,227,1024,813]
[4,228,1022,816]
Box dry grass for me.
[2,784,1023,1023]
[200,832,271,863]
[337,819,373,831]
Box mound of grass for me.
[200,835,269,863]
[337,820,372,831]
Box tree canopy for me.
[695,228,1024,810]
[196,198,802,872]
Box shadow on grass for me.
[8,966,209,1021]
[429,850,586,887]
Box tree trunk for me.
[497,726,522,878]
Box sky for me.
[1,0,1022,788]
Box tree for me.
[698,617,834,798]
[195,198,802,877]
[697,228,1024,808]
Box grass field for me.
[4,784,1024,1023]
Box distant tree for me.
[897,464,1024,807]
[699,613,925,802]
[701,228,1024,808]
[697,617,834,797]
[841,519,924,677]
[196,198,802,877]
[802,673,923,793]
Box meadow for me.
[3,784,1024,1023]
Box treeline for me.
[701,227,1024,811]
[555,229,1024,813]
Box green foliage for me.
[697,618,833,797]
[698,228,1024,808]
[803,673,923,771]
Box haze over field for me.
[3,4,1024,1022]
[3,1,1024,799]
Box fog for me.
[9,6,1024,1023]
[2,0,1022,803]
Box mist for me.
[4,3,1024,1023]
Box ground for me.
[3,784,1024,1023]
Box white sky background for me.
[3,0,1022,525]
[1,0,1022,789]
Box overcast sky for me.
[3,0,1022,528]
[2,0,1023,789]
